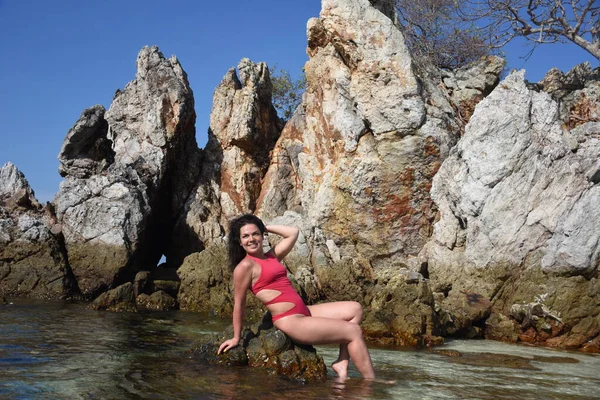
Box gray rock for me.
[54,46,200,297]
[0,162,40,209]
[0,163,77,299]
[170,58,282,265]
[57,105,112,178]
[442,56,505,122]
[133,271,151,297]
[136,290,177,310]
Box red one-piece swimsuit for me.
[247,252,311,322]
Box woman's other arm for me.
[266,224,299,260]
[217,260,253,354]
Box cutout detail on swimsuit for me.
[255,289,282,303]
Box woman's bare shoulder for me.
[234,257,255,275]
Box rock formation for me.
[0,163,77,298]
[3,0,598,357]
[54,46,199,297]
[169,58,282,265]
[441,56,506,124]
[423,65,600,350]
[253,0,486,344]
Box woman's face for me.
[239,223,264,255]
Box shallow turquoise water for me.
[1,299,599,399]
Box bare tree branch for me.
[460,0,600,60]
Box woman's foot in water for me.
[332,358,349,379]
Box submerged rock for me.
[188,314,327,382]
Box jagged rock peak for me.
[537,62,600,99]
[237,58,272,93]
[305,0,424,151]
[135,46,192,94]
[0,162,39,209]
[210,58,279,149]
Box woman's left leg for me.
[308,301,364,378]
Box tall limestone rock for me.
[254,0,485,344]
[171,59,282,270]
[54,46,199,297]
[0,163,77,298]
[423,64,600,351]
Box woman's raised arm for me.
[266,224,299,260]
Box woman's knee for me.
[350,301,363,323]
[347,321,364,340]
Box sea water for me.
[1,299,599,399]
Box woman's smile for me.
[239,224,264,254]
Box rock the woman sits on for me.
[218,214,375,379]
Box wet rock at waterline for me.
[188,314,327,382]
[136,290,177,311]
[90,281,179,312]
[0,163,78,299]
[89,282,137,312]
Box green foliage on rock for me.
[269,66,306,121]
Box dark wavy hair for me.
[228,214,266,270]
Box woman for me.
[218,214,375,380]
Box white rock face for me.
[0,162,39,208]
[420,66,600,348]
[426,70,600,279]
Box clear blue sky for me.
[0,1,597,202]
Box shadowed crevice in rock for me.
[58,105,114,178]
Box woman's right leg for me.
[274,315,375,379]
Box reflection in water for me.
[1,300,599,399]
